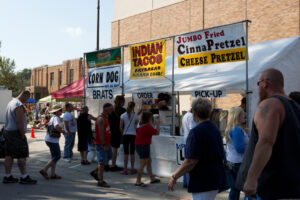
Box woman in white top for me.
[39,105,65,179]
[225,106,249,200]
[120,101,139,175]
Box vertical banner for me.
[175,23,247,68]
[130,40,166,80]
[86,48,121,68]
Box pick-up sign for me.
[192,90,226,98]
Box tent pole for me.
[83,53,86,106]
[172,36,176,136]
[177,91,180,132]
[122,46,124,95]
[245,21,250,128]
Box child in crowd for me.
[134,111,160,187]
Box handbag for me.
[46,118,61,138]
[219,144,234,193]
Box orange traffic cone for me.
[31,128,36,138]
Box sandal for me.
[150,178,161,184]
[50,174,62,179]
[39,170,49,180]
[120,170,128,175]
[134,182,147,187]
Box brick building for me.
[27,58,84,100]
[110,0,299,110]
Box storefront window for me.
[70,69,74,83]
[59,71,62,85]
[50,72,54,86]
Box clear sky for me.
[0,0,114,71]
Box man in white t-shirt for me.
[180,109,197,188]
[181,110,197,142]
[63,103,77,162]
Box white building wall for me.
[0,88,12,123]
[113,0,184,21]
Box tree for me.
[14,68,31,96]
[0,42,18,94]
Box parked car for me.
[0,126,5,158]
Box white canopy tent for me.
[118,36,300,121]
[86,36,300,177]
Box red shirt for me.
[95,114,111,146]
[135,124,158,145]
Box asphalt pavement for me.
[0,128,232,200]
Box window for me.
[69,69,74,83]
[59,71,62,86]
[50,72,54,86]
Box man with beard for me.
[236,68,300,199]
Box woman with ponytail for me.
[225,106,249,200]
[120,102,139,175]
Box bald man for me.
[236,68,300,199]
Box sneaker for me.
[63,158,71,163]
[104,165,110,172]
[110,165,123,171]
[19,175,37,184]
[90,170,99,181]
[3,175,18,184]
[97,180,110,188]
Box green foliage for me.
[14,68,31,96]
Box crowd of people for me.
[2,68,300,200]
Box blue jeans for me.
[95,145,113,164]
[63,132,75,159]
[46,141,61,163]
[229,163,241,200]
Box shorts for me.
[46,141,61,163]
[110,132,121,148]
[123,135,136,155]
[3,130,29,158]
[135,145,150,159]
[96,145,113,164]
[78,135,89,151]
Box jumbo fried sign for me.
[176,23,248,68]
[130,40,166,80]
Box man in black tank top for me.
[236,68,300,199]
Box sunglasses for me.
[257,79,270,86]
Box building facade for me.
[111,0,299,111]
[27,58,84,100]
[112,0,299,61]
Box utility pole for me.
[96,0,100,51]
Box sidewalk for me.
[0,128,231,200]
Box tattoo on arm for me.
[258,104,269,121]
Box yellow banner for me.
[178,47,247,68]
[130,40,166,80]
